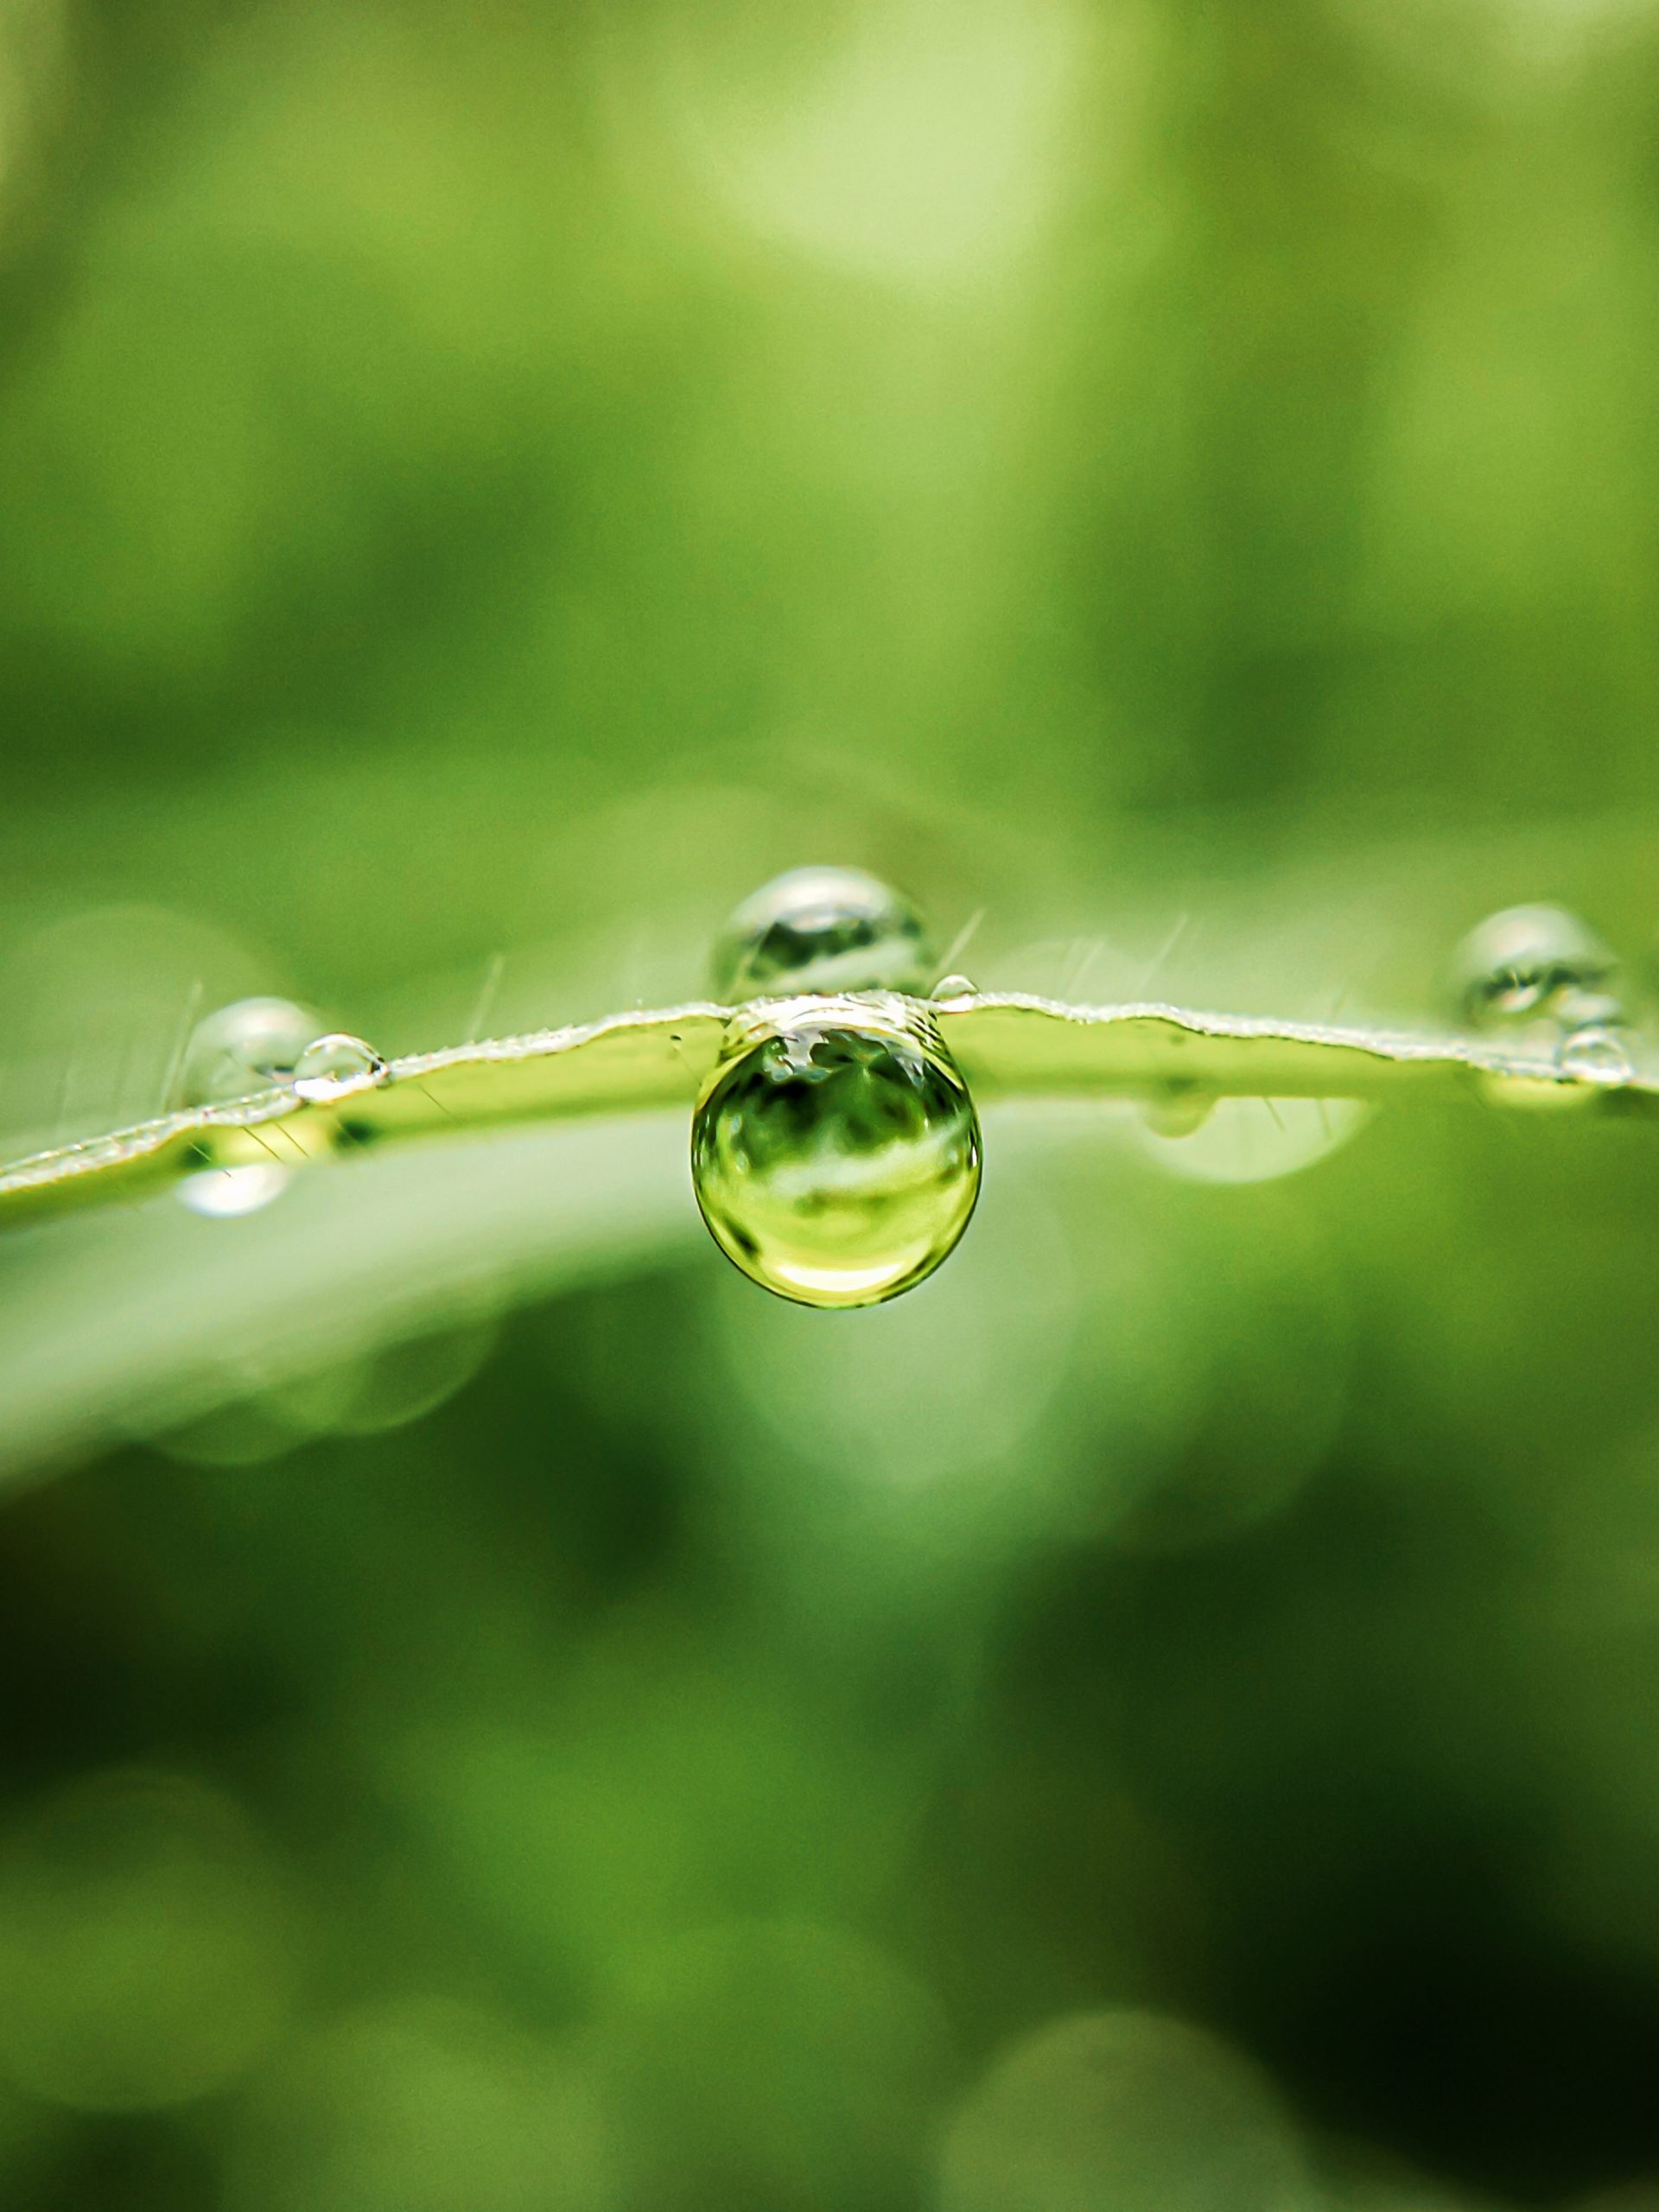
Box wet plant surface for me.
[5,2,1659,2206]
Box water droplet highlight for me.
[292,1033,387,1103]
[931,974,977,1001]
[691,996,981,1308]
[712,867,935,1000]
[179,997,321,1107]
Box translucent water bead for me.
[1450,903,1620,1033]
[179,996,321,1106]
[931,974,977,1002]
[175,996,323,1217]
[292,1033,387,1103]
[712,867,936,1001]
[1449,902,1630,1092]
[174,1002,384,1216]
[691,996,981,1308]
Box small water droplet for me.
[712,867,935,1000]
[1137,1082,1213,1138]
[931,974,977,1001]
[1556,1022,1633,1086]
[292,1033,387,1103]
[691,997,981,1308]
[1450,903,1622,1036]
[176,1164,293,1219]
[178,997,321,1107]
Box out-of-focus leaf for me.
[0,1114,695,1485]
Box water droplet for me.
[1137,1082,1213,1139]
[1449,903,1621,1036]
[712,867,935,1001]
[178,997,321,1107]
[292,1033,387,1103]
[176,1165,292,1219]
[1449,904,1633,1106]
[174,1000,321,1218]
[931,974,977,1001]
[691,997,981,1307]
[1556,1022,1634,1087]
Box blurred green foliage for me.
[4,0,1659,2204]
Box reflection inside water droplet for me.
[691,996,981,1307]
[176,1165,292,1220]
[931,974,977,1001]
[712,867,935,1000]
[292,1033,387,1103]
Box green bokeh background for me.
[3,0,1659,2204]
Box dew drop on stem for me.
[1449,902,1632,1102]
[178,997,321,1108]
[712,867,935,1001]
[292,1033,388,1104]
[691,995,981,1308]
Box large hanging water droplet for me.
[292,1033,387,1103]
[931,973,977,1002]
[1450,903,1620,1035]
[712,867,935,1001]
[691,997,981,1308]
[178,996,321,1107]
